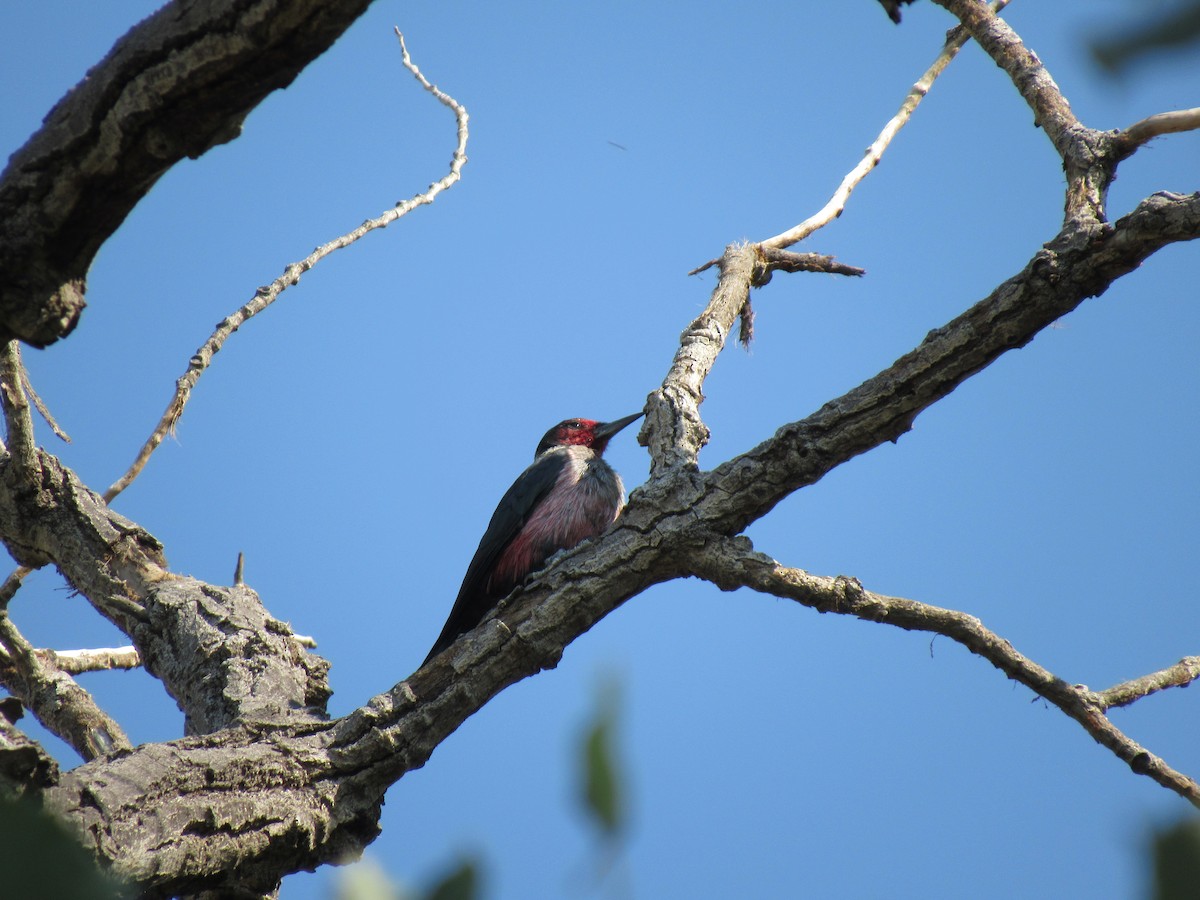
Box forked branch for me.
[685,535,1200,807]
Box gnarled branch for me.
[0,0,376,347]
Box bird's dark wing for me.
[422,451,566,664]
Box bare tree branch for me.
[0,341,39,482]
[0,613,131,761]
[690,2,1008,276]
[0,447,331,734]
[761,0,1010,251]
[932,0,1119,226]
[1098,657,1200,711]
[933,0,1081,155]
[0,21,466,774]
[645,244,755,475]
[1116,106,1200,153]
[0,567,30,614]
[689,191,1200,537]
[19,362,70,444]
[0,6,1191,896]
[0,0,378,347]
[41,518,681,897]
[42,647,141,676]
[682,534,1200,808]
[103,28,469,504]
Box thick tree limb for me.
[0,0,376,347]
[42,515,682,898]
[691,191,1200,536]
[683,534,1200,807]
[0,6,1192,896]
[0,342,38,483]
[0,448,331,735]
[0,709,58,798]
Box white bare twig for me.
[1117,107,1200,151]
[763,0,1011,249]
[44,646,142,675]
[688,0,1010,277]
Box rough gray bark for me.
[0,0,376,347]
[0,2,1196,897]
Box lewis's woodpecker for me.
[422,412,643,665]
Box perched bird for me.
[423,412,643,665]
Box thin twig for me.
[689,0,1010,275]
[0,566,32,614]
[0,340,38,481]
[1097,656,1200,710]
[103,30,470,503]
[763,1,1011,250]
[20,363,70,443]
[686,535,1200,809]
[1116,107,1200,153]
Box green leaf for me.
[579,681,625,839]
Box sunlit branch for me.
[758,0,1011,251]
[1116,107,1200,154]
[690,0,1009,276]
[43,646,141,676]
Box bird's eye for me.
[567,420,582,429]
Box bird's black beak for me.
[594,411,644,440]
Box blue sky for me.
[2,2,1198,898]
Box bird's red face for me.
[550,419,603,448]
[535,412,643,458]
